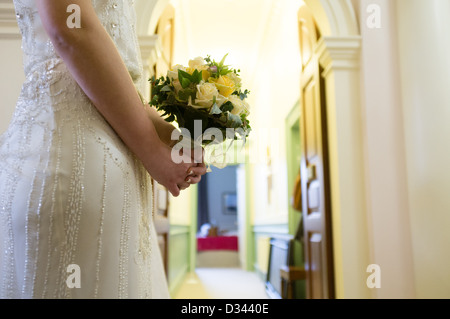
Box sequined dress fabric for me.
[0,0,170,299]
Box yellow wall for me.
[167,187,195,295]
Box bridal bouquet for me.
[149,54,251,168]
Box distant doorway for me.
[196,165,240,268]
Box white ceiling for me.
[173,0,302,90]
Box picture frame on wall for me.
[222,192,237,215]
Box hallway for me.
[173,268,269,299]
[1,0,450,299]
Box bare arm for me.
[36,0,204,195]
[144,104,177,146]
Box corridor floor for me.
[173,268,269,299]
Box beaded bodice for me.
[13,0,143,82]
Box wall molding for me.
[168,263,189,297]
[316,35,362,77]
[0,1,20,39]
[139,34,161,67]
[138,34,161,100]
[168,224,190,236]
[253,223,289,236]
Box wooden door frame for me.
[298,4,335,298]
[300,1,370,298]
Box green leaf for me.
[178,69,192,89]
[178,69,190,79]
[192,69,203,83]
[178,88,195,102]
[150,95,158,105]
[161,85,172,92]
[219,53,229,67]
[220,101,234,113]
[181,78,191,89]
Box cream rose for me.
[228,95,250,115]
[188,57,206,69]
[167,64,186,80]
[189,83,226,109]
[187,57,210,81]
[227,72,242,90]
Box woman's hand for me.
[182,145,207,186]
[144,105,207,190]
[143,141,194,196]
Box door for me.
[298,4,335,299]
[152,4,176,278]
[154,5,175,77]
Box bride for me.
[0,0,206,298]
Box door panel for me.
[154,5,175,77]
[298,4,335,299]
[307,181,320,213]
[304,79,318,161]
[308,233,324,299]
[153,5,176,278]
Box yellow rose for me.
[228,95,250,115]
[186,66,210,81]
[201,70,211,82]
[186,67,196,75]
[210,75,235,97]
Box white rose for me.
[227,72,242,90]
[189,83,226,109]
[188,57,206,69]
[167,64,186,80]
[228,95,249,115]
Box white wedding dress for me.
[0,0,170,299]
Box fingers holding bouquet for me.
[173,137,207,186]
[149,54,251,195]
[153,138,205,195]
[185,161,207,185]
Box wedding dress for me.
[0,0,170,299]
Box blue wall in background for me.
[201,165,238,233]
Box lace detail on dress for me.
[0,0,167,299]
[13,0,143,82]
[92,0,143,83]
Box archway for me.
[303,0,370,299]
